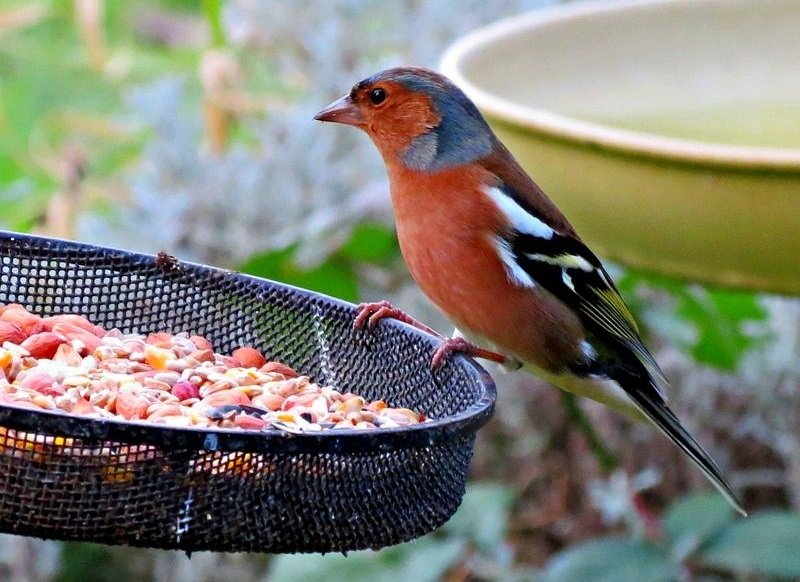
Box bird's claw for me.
[353,301,506,370]
[431,337,506,370]
[353,300,440,337]
[354,300,402,330]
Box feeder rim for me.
[0,231,497,454]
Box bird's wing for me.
[487,183,669,398]
[488,185,746,514]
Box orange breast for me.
[387,164,585,372]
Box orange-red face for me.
[314,78,441,164]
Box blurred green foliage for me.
[53,543,118,582]
[268,482,529,582]
[542,538,672,582]
[0,0,199,230]
[239,244,360,302]
[237,222,399,302]
[268,485,800,582]
[542,493,800,582]
[617,270,770,371]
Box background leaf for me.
[238,245,359,302]
[663,492,735,558]
[267,482,514,582]
[442,481,513,552]
[541,538,672,582]
[267,537,466,582]
[699,511,800,578]
[676,287,767,370]
[616,270,768,370]
[338,222,399,264]
[53,543,117,582]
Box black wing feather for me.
[506,228,746,514]
[510,228,668,398]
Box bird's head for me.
[314,67,496,172]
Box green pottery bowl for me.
[441,0,800,295]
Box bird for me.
[314,66,744,515]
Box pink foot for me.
[431,337,507,370]
[354,300,440,336]
[354,301,506,369]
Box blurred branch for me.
[200,50,242,154]
[0,2,49,35]
[74,0,107,71]
[202,0,226,48]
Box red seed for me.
[259,361,299,378]
[231,347,266,368]
[171,380,200,401]
[0,305,43,336]
[50,322,103,356]
[145,332,174,347]
[42,314,105,337]
[115,390,149,420]
[190,335,214,351]
[21,332,67,359]
[233,414,267,430]
[202,389,250,408]
[0,321,26,344]
[71,398,96,415]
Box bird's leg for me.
[354,301,506,367]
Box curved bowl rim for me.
[440,0,800,171]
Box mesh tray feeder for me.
[0,231,496,554]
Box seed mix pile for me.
[0,303,427,433]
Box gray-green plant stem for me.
[560,391,619,472]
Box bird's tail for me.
[626,385,746,516]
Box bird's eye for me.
[369,87,387,105]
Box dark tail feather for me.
[627,386,746,516]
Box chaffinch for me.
[315,67,744,515]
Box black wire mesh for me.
[0,231,495,553]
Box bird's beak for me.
[313,95,365,126]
